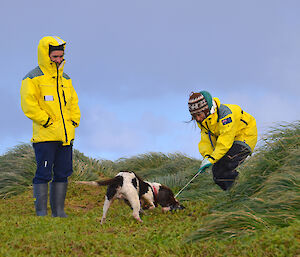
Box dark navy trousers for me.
[212,143,251,191]
[33,142,73,184]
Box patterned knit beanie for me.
[188,91,213,118]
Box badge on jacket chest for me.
[221,117,232,125]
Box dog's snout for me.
[169,204,185,211]
[178,205,185,210]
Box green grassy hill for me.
[0,121,299,256]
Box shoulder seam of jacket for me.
[219,104,232,119]
[23,66,44,80]
[63,73,71,80]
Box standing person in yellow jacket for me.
[188,91,257,191]
[20,36,81,217]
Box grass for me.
[0,186,299,256]
[0,121,300,256]
[187,122,300,242]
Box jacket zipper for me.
[200,122,215,150]
[56,66,68,143]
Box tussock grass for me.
[0,121,299,256]
[100,152,199,176]
[71,149,102,181]
[0,146,100,198]
[98,152,201,191]
[188,210,270,242]
[189,121,300,241]
[0,144,36,198]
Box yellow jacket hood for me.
[38,36,66,76]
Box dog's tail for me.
[76,176,122,187]
[75,181,99,186]
[96,176,122,186]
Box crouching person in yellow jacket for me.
[20,36,81,217]
[188,91,257,191]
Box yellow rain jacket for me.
[198,98,257,163]
[20,36,80,145]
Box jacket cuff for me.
[204,154,215,163]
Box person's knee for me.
[33,177,51,184]
[33,170,52,184]
[214,179,228,191]
[53,169,72,183]
[52,177,68,183]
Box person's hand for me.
[200,158,212,171]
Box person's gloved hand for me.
[200,158,213,171]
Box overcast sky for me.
[1,0,299,160]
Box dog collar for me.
[151,184,158,197]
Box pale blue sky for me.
[1,0,299,160]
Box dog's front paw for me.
[135,218,143,223]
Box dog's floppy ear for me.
[156,185,178,207]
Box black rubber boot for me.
[50,182,68,218]
[224,171,239,191]
[33,183,48,216]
